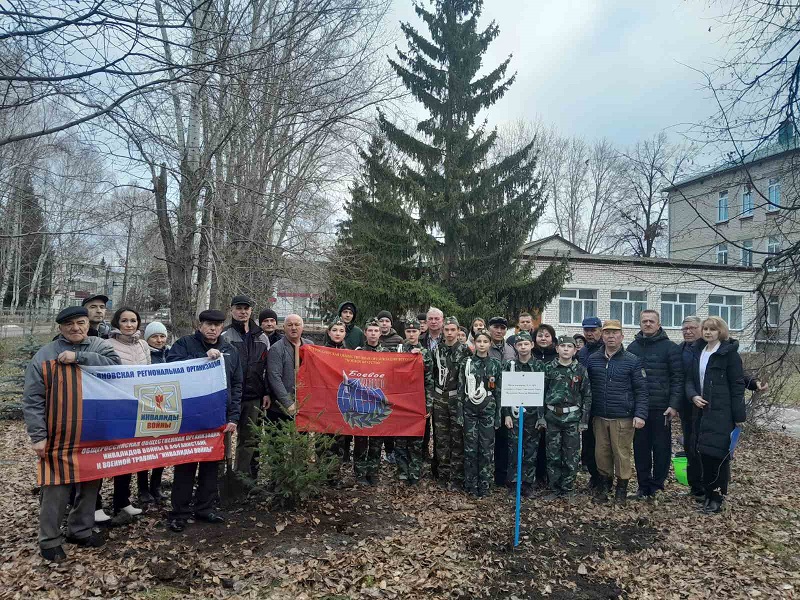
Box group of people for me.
[22,293,756,562]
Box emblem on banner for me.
[337,371,392,429]
[135,382,182,437]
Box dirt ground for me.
[1,420,799,600]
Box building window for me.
[717,191,729,222]
[610,290,647,326]
[767,296,780,327]
[716,243,728,265]
[741,189,753,217]
[558,289,598,325]
[661,293,697,328]
[768,177,781,210]
[766,235,781,271]
[740,239,753,267]
[708,294,743,330]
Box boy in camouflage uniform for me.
[541,335,591,499]
[502,331,544,497]
[432,317,471,490]
[353,318,387,484]
[458,329,503,497]
[394,319,434,485]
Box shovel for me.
[219,430,238,503]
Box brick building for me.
[522,235,762,349]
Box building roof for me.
[521,244,761,273]
[520,234,589,255]
[665,134,800,192]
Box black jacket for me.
[587,348,648,420]
[626,328,684,412]
[149,346,169,364]
[167,331,243,424]
[577,340,604,367]
[685,339,746,459]
[379,329,404,351]
[241,326,271,404]
[221,319,258,355]
[324,338,348,350]
[533,345,557,362]
[338,301,365,349]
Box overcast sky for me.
[385,0,732,147]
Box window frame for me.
[766,235,781,271]
[741,189,754,218]
[740,239,753,267]
[660,292,698,328]
[766,296,780,327]
[557,288,598,326]
[716,243,728,265]
[767,177,781,212]
[717,191,729,222]
[707,294,744,330]
[609,290,648,327]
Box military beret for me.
[514,331,533,343]
[581,316,602,328]
[488,316,508,327]
[327,317,345,330]
[444,316,459,326]
[365,317,380,328]
[56,306,89,324]
[557,335,577,346]
[405,319,421,330]
[81,294,108,306]
[376,310,393,321]
[198,309,226,323]
[230,295,253,307]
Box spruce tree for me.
[380,0,568,319]
[326,134,456,323]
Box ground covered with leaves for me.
[1,421,798,600]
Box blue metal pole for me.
[514,406,525,547]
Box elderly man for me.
[678,316,703,498]
[486,316,515,485]
[586,320,648,504]
[577,316,603,489]
[266,314,314,419]
[421,307,444,352]
[166,309,242,532]
[221,295,257,354]
[23,306,121,561]
[82,293,111,338]
[627,310,683,499]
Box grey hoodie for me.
[23,335,121,443]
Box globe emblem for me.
[337,371,392,429]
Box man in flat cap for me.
[166,309,242,532]
[82,294,111,338]
[431,316,471,490]
[576,316,604,490]
[23,306,121,561]
[586,319,648,504]
[222,295,257,354]
[487,316,515,485]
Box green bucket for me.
[672,455,688,486]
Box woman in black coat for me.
[685,316,746,513]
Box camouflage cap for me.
[514,331,533,343]
[444,316,459,326]
[364,317,380,329]
[405,318,421,330]
[327,317,345,330]
[557,334,577,346]
[473,328,492,341]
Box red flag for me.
[296,346,425,436]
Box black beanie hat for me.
[258,308,278,323]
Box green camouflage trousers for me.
[433,389,464,485]
[394,437,424,481]
[235,400,261,477]
[507,409,541,485]
[463,397,496,495]
[545,417,581,492]
[353,436,382,478]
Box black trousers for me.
[113,474,133,513]
[535,433,548,483]
[494,425,509,484]
[137,469,165,493]
[633,409,672,493]
[700,453,730,497]
[581,418,599,480]
[680,408,703,492]
[169,461,219,520]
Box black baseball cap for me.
[81,294,109,306]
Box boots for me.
[593,476,611,503]
[614,479,629,504]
